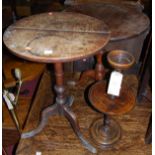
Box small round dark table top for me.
[66,2,150,41]
[88,81,136,115]
[3,12,110,63]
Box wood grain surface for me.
[88,81,136,115]
[65,2,150,41]
[107,50,135,70]
[16,74,151,155]
[3,12,110,63]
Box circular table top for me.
[3,12,110,63]
[66,2,150,41]
[88,81,136,115]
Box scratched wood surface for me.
[16,73,151,155]
[65,1,150,41]
[65,0,150,12]
[3,12,110,63]
[64,1,150,65]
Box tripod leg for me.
[65,95,74,107]
[21,104,58,138]
[63,105,97,153]
[77,70,95,85]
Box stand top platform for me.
[88,81,136,115]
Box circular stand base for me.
[90,117,121,148]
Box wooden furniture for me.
[88,50,135,147]
[65,0,150,81]
[15,74,151,155]
[3,12,110,153]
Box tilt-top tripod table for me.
[3,12,110,153]
[88,50,135,148]
[65,1,150,84]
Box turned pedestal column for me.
[3,12,110,153]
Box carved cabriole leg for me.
[63,105,97,154]
[21,104,58,138]
[21,62,65,138]
[78,70,95,84]
[78,50,105,85]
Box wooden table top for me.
[3,12,110,63]
[65,2,150,41]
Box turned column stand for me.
[88,50,136,148]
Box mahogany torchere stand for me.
[88,50,136,147]
[3,12,110,153]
